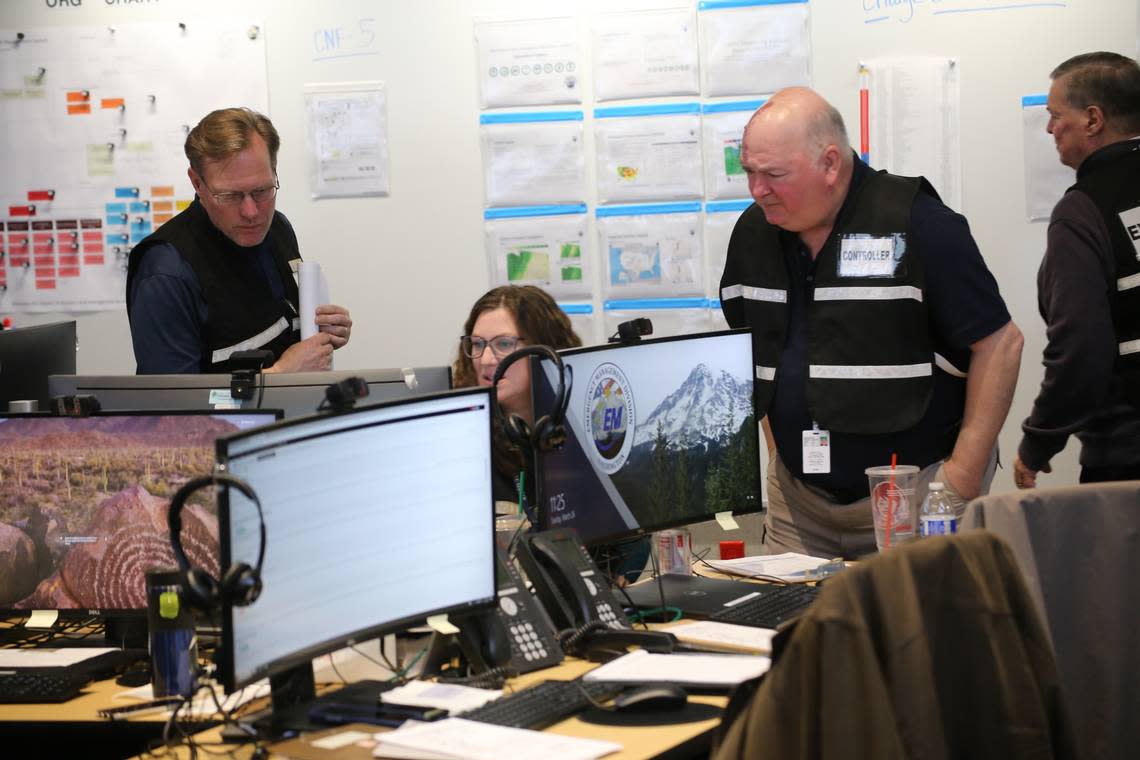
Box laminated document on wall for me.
[697,0,811,97]
[863,57,962,211]
[597,202,704,298]
[474,17,582,108]
[591,8,700,102]
[1021,95,1074,222]
[303,82,389,198]
[704,199,752,298]
[594,104,703,204]
[484,204,592,298]
[702,101,764,200]
[604,297,715,340]
[480,112,586,207]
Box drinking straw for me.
[885,453,897,549]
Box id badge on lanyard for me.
[802,423,830,474]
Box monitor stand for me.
[624,573,769,619]
[236,662,391,742]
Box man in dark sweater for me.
[1015,53,1140,487]
[127,108,352,374]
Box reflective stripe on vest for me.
[813,285,923,302]
[756,364,776,382]
[211,317,290,365]
[1121,338,1140,356]
[1118,272,1140,292]
[722,283,787,303]
[809,362,932,380]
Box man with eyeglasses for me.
[126,107,352,374]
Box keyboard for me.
[462,679,626,730]
[0,670,90,703]
[708,584,820,629]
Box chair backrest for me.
[713,532,1077,760]
[962,481,1140,760]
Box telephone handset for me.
[454,549,564,675]
[514,528,630,633]
[515,528,677,661]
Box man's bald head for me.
[745,87,852,163]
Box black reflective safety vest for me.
[1072,140,1140,407]
[126,199,302,374]
[721,171,941,434]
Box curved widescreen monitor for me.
[0,409,280,617]
[47,366,451,418]
[215,387,496,695]
[533,329,760,546]
[0,320,77,409]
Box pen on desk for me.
[98,695,184,720]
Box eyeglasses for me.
[203,178,279,207]
[461,334,522,359]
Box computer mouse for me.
[611,683,688,712]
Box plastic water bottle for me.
[919,482,958,537]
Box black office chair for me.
[712,532,1077,760]
[962,482,1140,760]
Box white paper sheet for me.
[1021,101,1074,221]
[481,120,586,206]
[485,213,592,297]
[304,82,390,198]
[865,57,962,211]
[598,210,704,298]
[702,109,755,200]
[699,2,810,97]
[299,260,330,341]
[372,717,621,760]
[668,620,777,653]
[113,680,270,719]
[594,112,703,204]
[591,9,699,102]
[380,680,501,715]
[582,649,770,687]
[0,646,117,668]
[704,551,835,582]
[474,17,582,108]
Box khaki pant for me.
[763,452,995,560]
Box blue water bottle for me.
[145,568,198,698]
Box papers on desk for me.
[0,646,118,668]
[705,551,842,582]
[668,620,777,654]
[581,649,770,688]
[371,717,621,760]
[380,680,501,715]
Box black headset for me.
[490,344,570,453]
[168,472,266,611]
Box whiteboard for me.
[1,0,1135,493]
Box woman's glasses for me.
[461,335,522,359]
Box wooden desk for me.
[100,659,727,760]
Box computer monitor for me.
[214,387,496,730]
[533,329,760,546]
[0,409,280,639]
[47,366,452,418]
[0,321,77,410]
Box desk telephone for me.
[454,549,564,676]
[514,528,676,661]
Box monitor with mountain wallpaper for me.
[532,329,760,546]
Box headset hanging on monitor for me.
[168,472,266,611]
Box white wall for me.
[3,0,1134,493]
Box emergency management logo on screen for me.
[584,362,635,475]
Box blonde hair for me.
[185,107,280,175]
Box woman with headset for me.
[452,285,648,584]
